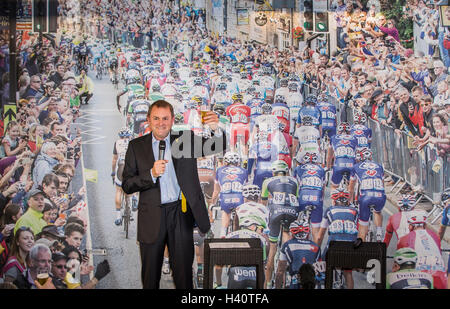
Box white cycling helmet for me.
[242,184,261,200]
[223,152,241,166]
[394,248,417,266]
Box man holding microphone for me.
[122,100,226,289]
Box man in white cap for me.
[426,60,448,97]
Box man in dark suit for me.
[122,100,226,289]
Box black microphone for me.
[159,140,166,161]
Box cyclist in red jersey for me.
[226,93,251,159]
[397,214,447,289]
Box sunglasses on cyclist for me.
[291,226,310,234]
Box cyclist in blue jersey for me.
[296,95,322,136]
[350,111,372,150]
[246,93,264,132]
[275,218,321,289]
[261,160,300,288]
[327,122,358,190]
[317,94,337,139]
[211,152,248,237]
[349,147,386,242]
[294,152,326,244]
[317,187,359,289]
[248,141,278,189]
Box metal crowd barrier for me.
[320,90,447,206]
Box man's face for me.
[147,107,174,140]
[412,90,423,103]
[57,65,65,75]
[48,100,58,111]
[66,231,83,249]
[52,259,68,280]
[28,193,45,212]
[33,250,52,273]
[358,75,366,85]
[46,63,54,72]
[43,182,58,198]
[58,176,69,192]
[52,124,65,136]
[420,100,432,113]
[30,77,42,90]
[400,91,410,103]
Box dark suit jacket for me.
[122,130,226,244]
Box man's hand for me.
[35,277,56,289]
[202,111,219,131]
[152,160,169,178]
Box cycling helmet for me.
[288,83,298,92]
[252,79,260,86]
[217,82,227,91]
[393,248,417,266]
[442,188,450,205]
[223,152,241,166]
[213,103,225,115]
[261,103,272,114]
[274,94,286,104]
[240,71,248,79]
[194,77,202,86]
[301,115,314,126]
[232,67,241,74]
[242,184,261,200]
[280,78,288,87]
[246,86,256,94]
[305,95,318,105]
[232,93,243,103]
[172,71,180,79]
[151,84,161,92]
[190,70,199,77]
[317,93,328,103]
[199,69,206,76]
[302,152,319,165]
[174,113,184,124]
[353,111,367,124]
[337,122,351,135]
[330,187,350,205]
[407,214,427,226]
[239,215,267,230]
[356,147,372,162]
[397,194,416,212]
[272,160,289,175]
[127,76,141,85]
[289,219,310,240]
[166,76,175,83]
[118,127,132,138]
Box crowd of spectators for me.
[0,5,110,289]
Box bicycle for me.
[96,61,103,80]
[271,218,293,289]
[112,69,119,90]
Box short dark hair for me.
[147,100,174,118]
[42,173,60,188]
[64,222,85,237]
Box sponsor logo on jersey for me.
[354,130,364,136]
[340,140,350,145]
[306,170,317,176]
[366,170,377,177]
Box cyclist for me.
[237,71,252,93]
[275,218,321,289]
[272,94,290,134]
[387,248,434,289]
[294,152,326,244]
[261,160,300,289]
[274,78,290,99]
[245,91,264,132]
[293,115,321,167]
[317,94,337,139]
[317,187,359,289]
[183,96,205,136]
[127,96,152,136]
[148,83,165,103]
[217,215,269,289]
[108,50,119,83]
[211,152,248,238]
[248,141,278,189]
[111,127,132,225]
[160,76,178,104]
[211,82,231,109]
[286,82,303,135]
[384,195,428,248]
[397,214,447,289]
[327,122,358,190]
[348,147,386,242]
[116,75,145,112]
[197,155,216,213]
[189,77,210,104]
[296,95,322,136]
[251,103,279,146]
[350,111,372,150]
[226,93,251,158]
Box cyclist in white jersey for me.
[111,127,132,226]
[286,82,303,135]
[293,115,321,166]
